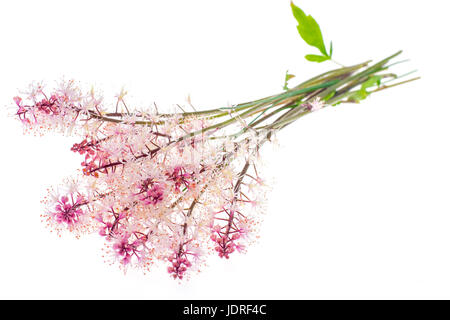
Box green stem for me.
[88,51,416,143]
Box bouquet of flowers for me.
[11,2,418,280]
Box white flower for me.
[309,97,325,112]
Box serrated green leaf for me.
[305,54,330,63]
[291,2,328,56]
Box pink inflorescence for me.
[167,246,193,280]
[14,94,61,125]
[139,183,165,205]
[50,194,86,227]
[211,207,248,259]
[112,232,147,266]
[13,80,268,280]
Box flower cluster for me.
[12,47,409,280]
[16,80,275,280]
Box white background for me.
[0,0,449,299]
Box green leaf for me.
[329,41,333,58]
[291,2,328,56]
[347,90,368,103]
[305,54,330,63]
[285,73,296,82]
[347,76,382,103]
[361,75,382,90]
[323,90,336,101]
[283,71,296,90]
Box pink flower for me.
[167,166,192,191]
[139,183,164,205]
[112,233,146,266]
[97,209,127,237]
[112,235,133,265]
[167,247,193,280]
[211,208,247,259]
[50,194,86,226]
[14,81,267,280]
[306,97,325,112]
[14,96,30,124]
[71,138,98,156]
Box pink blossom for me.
[167,246,193,280]
[50,194,86,226]
[306,97,325,112]
[167,166,193,191]
[139,183,165,205]
[112,232,147,266]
